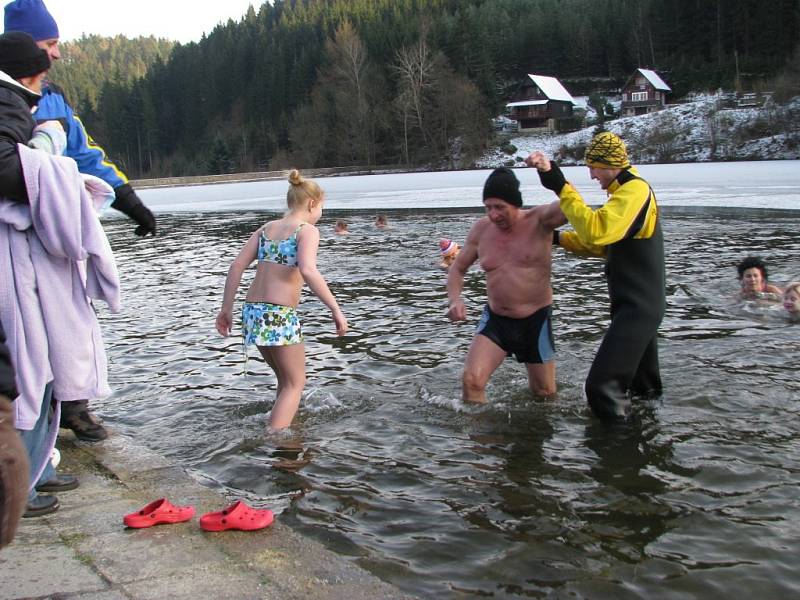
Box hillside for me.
[476,93,800,168]
[61,0,798,179]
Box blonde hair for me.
[784,281,800,298]
[286,169,323,211]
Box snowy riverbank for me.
[476,93,800,169]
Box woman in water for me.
[736,256,782,300]
[216,170,348,430]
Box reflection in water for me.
[96,207,800,598]
[581,412,676,560]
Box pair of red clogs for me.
[123,498,274,531]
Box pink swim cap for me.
[439,238,459,257]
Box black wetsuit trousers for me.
[585,219,665,419]
[585,306,662,418]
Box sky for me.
[38,1,260,43]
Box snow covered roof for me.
[506,99,549,108]
[527,74,576,103]
[637,69,671,92]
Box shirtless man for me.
[447,167,566,402]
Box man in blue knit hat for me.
[4,0,158,441]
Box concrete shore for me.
[0,432,414,600]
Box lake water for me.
[98,161,800,598]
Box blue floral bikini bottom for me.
[242,302,304,347]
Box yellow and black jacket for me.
[540,163,667,417]
[557,167,658,257]
[550,166,666,320]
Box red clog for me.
[199,500,274,532]
[123,498,195,528]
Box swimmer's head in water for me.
[439,238,459,258]
[737,256,770,296]
[784,282,800,314]
[736,256,768,281]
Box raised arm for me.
[297,225,348,336]
[539,199,567,231]
[215,229,260,336]
[446,221,481,321]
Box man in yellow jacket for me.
[526,132,666,418]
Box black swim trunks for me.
[476,304,555,364]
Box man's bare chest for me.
[478,228,549,273]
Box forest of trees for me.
[49,0,800,178]
[50,35,174,113]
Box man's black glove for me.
[538,162,567,195]
[111,184,157,236]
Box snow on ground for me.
[477,93,800,168]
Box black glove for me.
[538,162,567,194]
[111,184,157,236]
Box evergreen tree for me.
[69,0,799,177]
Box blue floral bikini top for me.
[258,222,306,267]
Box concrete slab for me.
[0,542,107,599]
[9,518,61,546]
[72,529,229,582]
[67,431,173,475]
[68,591,130,600]
[121,563,271,600]
[0,434,417,600]
[53,497,144,538]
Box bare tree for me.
[392,28,436,162]
[289,21,388,168]
[326,21,373,165]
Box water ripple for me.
[95,207,800,598]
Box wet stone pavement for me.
[0,432,413,600]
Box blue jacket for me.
[33,82,157,236]
[34,82,128,190]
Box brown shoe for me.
[36,473,79,493]
[60,401,108,442]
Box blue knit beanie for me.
[4,0,59,41]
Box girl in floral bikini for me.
[216,170,348,430]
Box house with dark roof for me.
[620,68,671,116]
[505,74,578,131]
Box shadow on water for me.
[96,206,800,598]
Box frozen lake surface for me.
[132,160,800,213]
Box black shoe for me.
[36,473,79,493]
[60,404,108,442]
[23,494,60,518]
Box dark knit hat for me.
[0,31,49,79]
[4,0,59,41]
[482,167,522,207]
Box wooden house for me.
[620,69,671,116]
[505,74,577,131]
